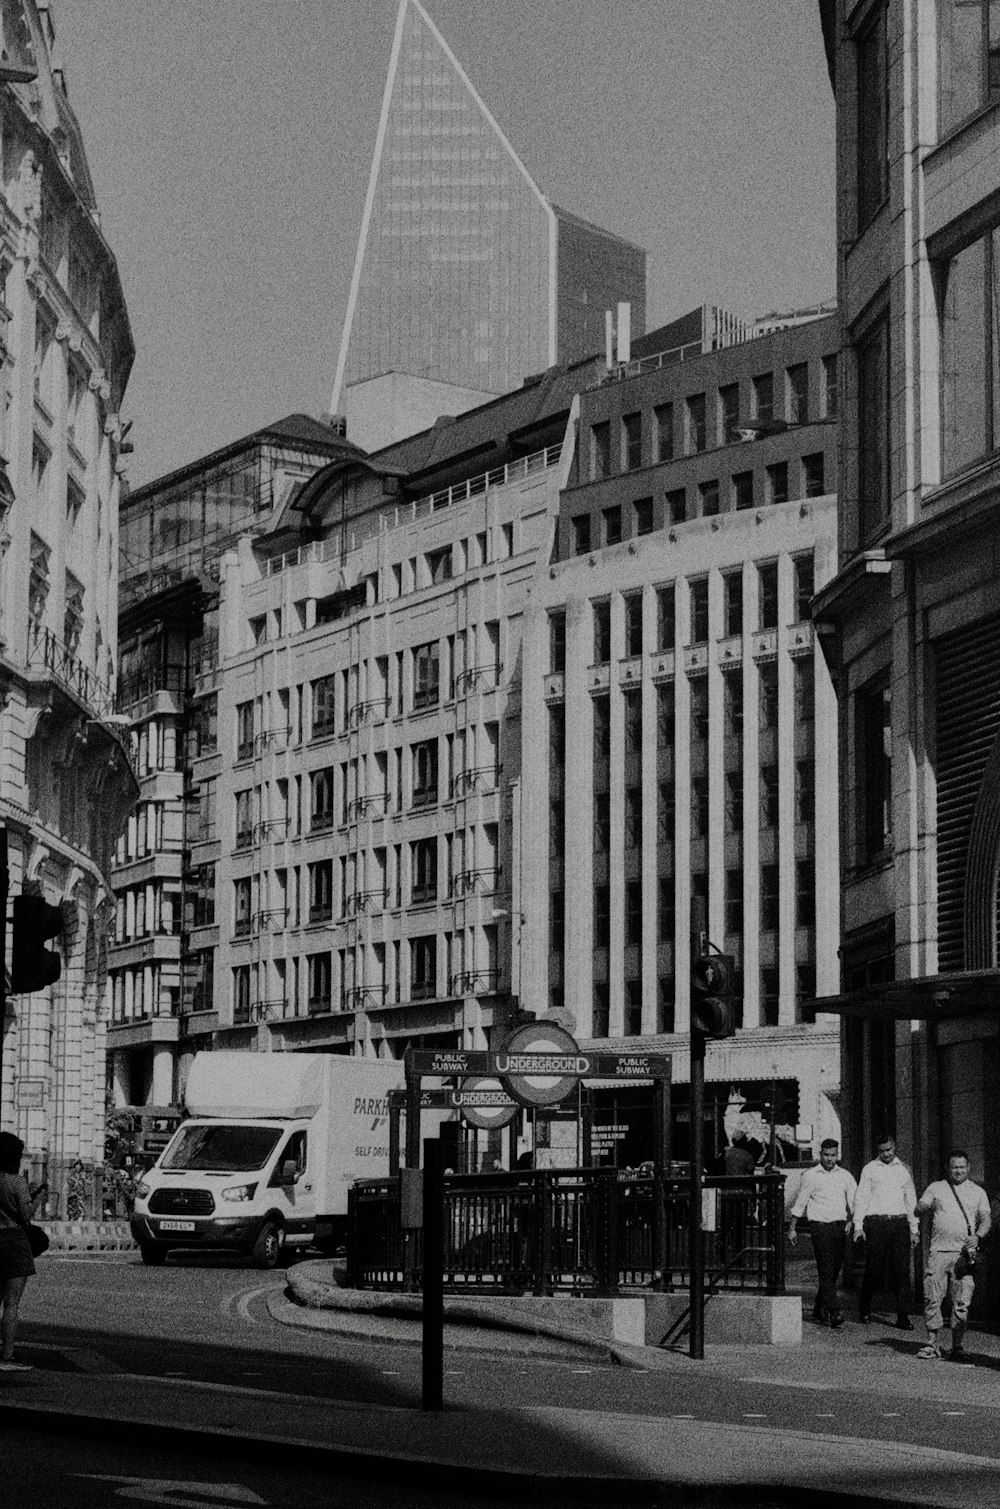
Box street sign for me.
[495,1021,584,1107]
[454,1075,517,1129]
[406,1047,671,1086]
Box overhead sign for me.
[496,1021,584,1108]
[454,1075,517,1130]
[406,1046,671,1089]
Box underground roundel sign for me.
[454,1075,517,1131]
[495,1021,585,1108]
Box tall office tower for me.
[332,0,646,452]
[0,4,134,1213]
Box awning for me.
[810,970,1000,1021]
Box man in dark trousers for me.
[852,1133,918,1328]
[788,1139,857,1326]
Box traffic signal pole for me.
[689,1007,706,1360]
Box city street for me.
[3,1249,1000,1506]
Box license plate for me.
[158,1220,196,1233]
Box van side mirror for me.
[280,1159,299,1186]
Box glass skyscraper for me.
[332,0,645,435]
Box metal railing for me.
[347,1170,786,1297]
[348,793,389,820]
[234,999,284,1025]
[453,663,501,697]
[450,868,499,898]
[348,698,391,727]
[450,766,500,798]
[346,984,389,1011]
[26,622,115,718]
[346,888,391,914]
[449,969,501,996]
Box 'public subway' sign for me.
[407,1025,671,1109]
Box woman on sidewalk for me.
[0,1131,37,1372]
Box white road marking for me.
[743,1413,767,1418]
[882,1413,901,1417]
[816,1412,835,1418]
[381,1369,399,1375]
[219,1279,285,1327]
[671,1414,694,1419]
[570,1368,592,1374]
[944,1411,966,1416]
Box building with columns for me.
[0,3,135,1209]
[521,312,843,1164]
[815,0,1000,1301]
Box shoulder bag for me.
[949,1182,976,1280]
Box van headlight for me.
[135,1180,152,1201]
[221,1182,258,1203]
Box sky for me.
[50,1,835,488]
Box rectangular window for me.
[937,0,1000,140]
[622,411,642,471]
[572,514,592,556]
[602,504,623,546]
[724,674,743,739]
[655,402,674,461]
[634,496,654,536]
[858,676,892,861]
[410,935,437,1000]
[550,889,565,955]
[724,867,742,936]
[766,461,789,506]
[759,662,779,729]
[760,966,780,1027]
[725,770,743,832]
[758,562,779,629]
[63,571,84,653]
[233,965,252,1021]
[690,775,709,838]
[658,977,675,1035]
[822,353,839,417]
[666,487,686,525]
[594,792,611,854]
[624,592,643,657]
[689,579,709,644]
[236,701,254,761]
[760,862,779,932]
[718,383,740,444]
[234,877,252,936]
[760,764,779,828]
[411,837,438,904]
[593,983,610,1039]
[657,780,675,843]
[311,674,336,738]
[795,758,815,824]
[235,789,253,848]
[625,785,643,849]
[657,585,675,651]
[690,679,709,740]
[857,2,889,227]
[794,554,815,623]
[548,610,566,675]
[795,858,815,928]
[656,684,674,753]
[591,421,611,479]
[308,953,332,1013]
[310,768,334,830]
[787,363,809,424]
[593,883,610,951]
[624,690,643,754]
[858,313,890,539]
[686,392,707,453]
[413,641,440,710]
[593,599,611,663]
[724,570,743,637]
[309,859,333,923]
[658,878,675,943]
[699,479,720,517]
[624,979,642,1036]
[732,470,754,511]
[426,545,452,584]
[940,227,1000,477]
[753,372,774,425]
[411,739,439,808]
[625,880,643,947]
[802,452,826,497]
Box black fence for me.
[347,1167,785,1296]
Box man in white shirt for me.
[788,1139,857,1327]
[915,1151,991,1363]
[852,1134,918,1328]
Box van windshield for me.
[160,1124,282,1173]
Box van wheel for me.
[139,1241,168,1266]
[251,1221,283,1269]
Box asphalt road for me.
[13,1252,1000,1467]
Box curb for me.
[0,1396,979,1509]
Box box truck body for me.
[130,1052,403,1267]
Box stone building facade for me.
[0,3,135,1211]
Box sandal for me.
[916,1344,941,1360]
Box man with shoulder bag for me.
[915,1151,991,1363]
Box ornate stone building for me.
[0,3,135,1210]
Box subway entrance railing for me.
[346,1167,786,1297]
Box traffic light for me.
[10,894,63,994]
[690,953,735,1039]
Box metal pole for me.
[421,1137,444,1411]
[653,1073,669,1291]
[0,827,7,1123]
[404,1056,421,1291]
[689,1029,706,1359]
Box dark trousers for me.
[859,1214,913,1316]
[809,1220,846,1314]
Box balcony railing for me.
[411,785,438,810]
[346,985,389,1012]
[253,909,288,931]
[453,663,501,697]
[348,792,389,820]
[234,999,284,1025]
[308,995,333,1016]
[255,726,294,753]
[255,820,289,842]
[26,621,115,719]
[450,969,501,996]
[310,811,334,832]
[412,684,440,712]
[450,766,500,798]
[348,698,391,728]
[417,442,561,514]
[409,980,436,1002]
[346,888,390,915]
[233,917,252,938]
[450,868,500,898]
[410,883,437,905]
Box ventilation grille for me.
[935,616,1000,971]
